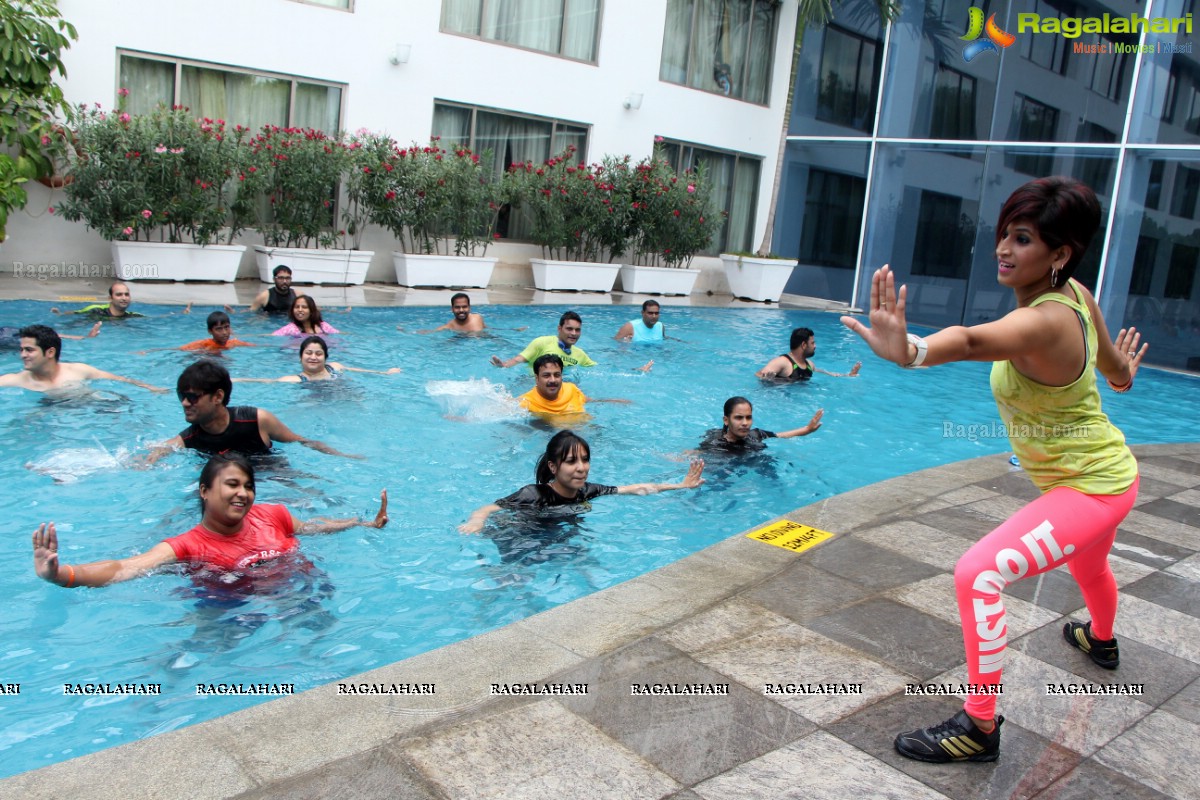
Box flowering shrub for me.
[350,136,501,256]
[57,104,253,244]
[243,126,355,249]
[506,147,633,262]
[626,148,721,269]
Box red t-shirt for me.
[180,337,254,351]
[164,504,297,571]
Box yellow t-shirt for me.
[989,280,1137,495]
[519,382,587,414]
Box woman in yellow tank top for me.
[843,177,1147,764]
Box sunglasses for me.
[178,390,208,404]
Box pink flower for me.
[48,207,55,214]
[141,209,152,219]
[40,135,51,146]
[123,227,133,236]
[119,113,131,123]
[117,87,130,97]
[155,145,168,153]
[170,147,184,154]
[686,184,696,193]
[654,135,664,143]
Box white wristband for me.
[903,334,928,368]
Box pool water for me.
[1,299,1195,777]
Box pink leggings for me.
[954,477,1138,720]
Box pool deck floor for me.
[3,281,1199,799]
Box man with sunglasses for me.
[142,360,360,464]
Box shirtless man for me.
[420,293,486,333]
[756,327,861,381]
[143,360,361,464]
[0,325,165,393]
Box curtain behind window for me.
[687,0,722,94]
[119,57,175,115]
[181,66,290,131]
[563,0,600,60]
[660,0,695,83]
[442,0,483,34]
[293,84,341,131]
[486,0,561,54]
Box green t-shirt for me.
[519,335,596,371]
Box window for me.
[1146,161,1165,210]
[1164,63,1200,133]
[1011,95,1059,176]
[1129,236,1157,295]
[658,139,761,253]
[1021,0,1070,74]
[929,65,976,140]
[1170,166,1200,219]
[118,53,343,133]
[798,169,865,269]
[660,0,779,104]
[912,191,972,279]
[816,26,881,132]
[290,0,351,8]
[1074,123,1116,191]
[1085,35,1132,102]
[432,101,589,238]
[441,0,600,61]
[1166,243,1198,299]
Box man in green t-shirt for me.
[52,282,145,319]
[491,310,597,372]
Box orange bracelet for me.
[63,564,76,588]
[1106,376,1132,393]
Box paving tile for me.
[803,538,943,591]
[686,619,911,724]
[908,484,1003,516]
[1111,528,1194,568]
[1133,497,1200,527]
[1010,614,1200,707]
[516,590,667,659]
[230,743,439,800]
[1112,594,1200,664]
[1106,553,1158,586]
[806,598,966,679]
[826,694,1080,800]
[401,701,679,800]
[692,730,953,800]
[961,495,1030,523]
[1134,475,1199,506]
[1154,455,1200,474]
[884,574,1060,639]
[660,597,793,655]
[742,561,874,624]
[557,638,812,785]
[972,471,1042,502]
[1003,567,1089,615]
[854,521,971,572]
[1122,571,1200,618]
[912,507,1003,542]
[1136,461,1200,489]
[1094,711,1200,800]
[927,649,1152,757]
[1119,510,1200,552]
[1167,553,1200,582]
[1169,488,1200,507]
[1162,676,1200,726]
[1033,759,1176,800]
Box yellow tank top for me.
[988,280,1137,495]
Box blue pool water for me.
[1,299,1196,777]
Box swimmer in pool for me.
[756,328,861,381]
[235,336,401,383]
[271,296,340,337]
[517,354,628,420]
[32,454,387,587]
[459,430,704,533]
[1,322,101,347]
[0,325,165,393]
[698,396,823,452]
[418,293,487,333]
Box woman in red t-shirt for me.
[32,455,387,588]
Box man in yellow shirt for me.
[518,355,629,419]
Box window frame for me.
[656,136,762,254]
[659,0,780,106]
[440,0,604,64]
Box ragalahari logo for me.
[962,8,1016,62]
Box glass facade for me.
[777,0,1200,370]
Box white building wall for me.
[6,0,797,291]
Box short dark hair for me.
[723,396,752,418]
[535,431,591,484]
[18,324,61,361]
[206,311,231,332]
[298,335,328,358]
[178,360,232,406]
[790,327,814,350]
[108,281,129,297]
[198,455,255,513]
[558,310,582,327]
[996,176,1102,280]
[532,353,565,375]
[641,299,661,312]
[450,292,470,306]
[272,264,293,278]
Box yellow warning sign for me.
[747,520,835,553]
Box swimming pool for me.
[1,299,1196,777]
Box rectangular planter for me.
[530,258,621,292]
[719,253,798,302]
[111,241,246,283]
[618,264,701,296]
[254,245,373,285]
[392,252,497,288]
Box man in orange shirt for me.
[518,354,628,420]
[180,311,256,352]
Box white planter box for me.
[530,258,620,292]
[254,245,373,285]
[111,241,246,283]
[618,264,701,296]
[720,253,798,302]
[392,252,497,288]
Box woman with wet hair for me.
[272,295,339,337]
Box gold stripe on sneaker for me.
[1074,628,1092,651]
[940,736,984,758]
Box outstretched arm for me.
[812,362,861,378]
[755,355,790,379]
[617,459,705,495]
[292,490,388,534]
[258,409,364,458]
[490,354,527,369]
[335,363,402,375]
[459,503,502,534]
[777,409,824,438]
[33,523,177,587]
[60,322,103,340]
[614,322,634,341]
[86,366,168,393]
[1078,284,1148,391]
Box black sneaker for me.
[894,710,1002,763]
[1063,621,1119,669]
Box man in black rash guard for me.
[142,360,361,464]
[756,327,861,380]
[249,265,302,314]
